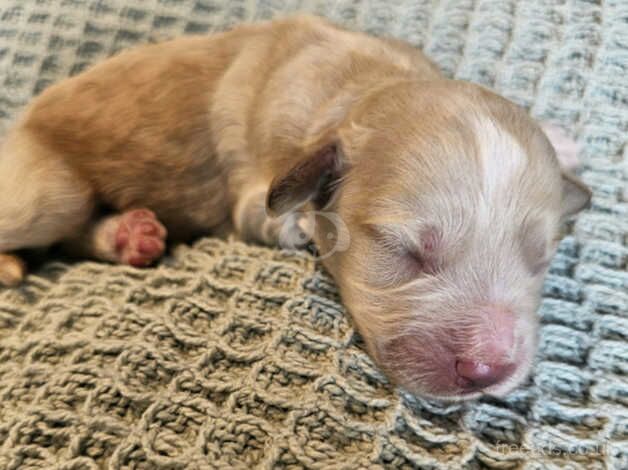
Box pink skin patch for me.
[417,227,441,274]
[114,209,167,267]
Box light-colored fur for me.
[0,15,590,400]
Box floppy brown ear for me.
[266,143,346,216]
[561,170,592,217]
[266,90,357,217]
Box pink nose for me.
[455,360,515,390]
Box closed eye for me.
[366,224,441,286]
[406,248,439,275]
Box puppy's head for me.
[267,80,591,401]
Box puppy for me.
[0,15,591,401]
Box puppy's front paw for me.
[270,212,313,249]
[115,209,167,267]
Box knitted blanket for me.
[0,1,626,469]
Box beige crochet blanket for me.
[0,1,626,469]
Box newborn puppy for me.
[0,15,590,400]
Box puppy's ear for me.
[561,171,592,217]
[541,122,581,171]
[266,142,346,217]
[540,122,592,217]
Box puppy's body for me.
[8,17,437,241]
[0,16,590,401]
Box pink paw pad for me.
[115,209,167,267]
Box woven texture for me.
[0,1,627,469]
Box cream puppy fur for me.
[0,15,590,400]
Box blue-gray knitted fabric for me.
[0,1,626,469]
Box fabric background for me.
[0,1,626,468]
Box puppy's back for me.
[8,15,441,236]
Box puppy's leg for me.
[232,185,311,248]
[0,129,95,286]
[66,209,167,267]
